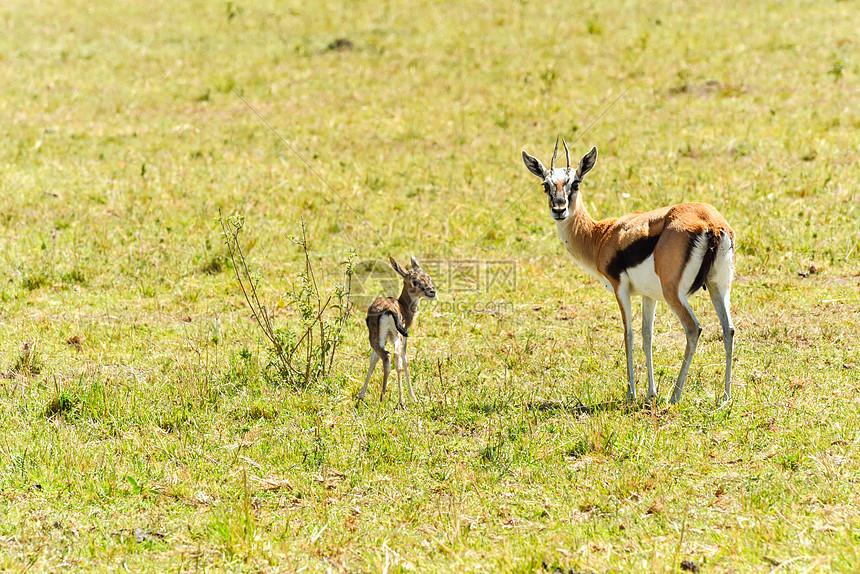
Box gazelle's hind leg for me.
[380,352,391,399]
[402,336,416,402]
[377,325,393,400]
[658,233,710,405]
[708,285,734,403]
[357,351,380,400]
[642,297,658,400]
[393,336,405,407]
[665,295,701,404]
[707,244,735,403]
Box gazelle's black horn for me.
[563,138,571,169]
[550,136,559,171]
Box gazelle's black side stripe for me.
[606,234,661,281]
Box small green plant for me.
[225,2,243,21]
[779,453,802,471]
[245,402,277,421]
[60,269,87,285]
[219,213,355,391]
[200,253,226,275]
[21,272,50,291]
[10,342,41,377]
[45,391,77,417]
[828,59,844,81]
[208,470,256,558]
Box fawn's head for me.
[389,256,436,301]
[522,138,598,222]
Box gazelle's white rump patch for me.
[378,314,404,351]
[707,231,734,290]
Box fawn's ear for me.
[389,256,408,278]
[410,255,423,272]
[522,150,548,179]
[575,146,598,180]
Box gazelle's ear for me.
[522,150,548,179]
[410,256,423,272]
[575,146,598,180]
[389,256,408,278]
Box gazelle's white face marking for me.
[522,142,597,223]
[542,168,578,221]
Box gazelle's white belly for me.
[623,254,665,301]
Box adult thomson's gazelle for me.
[359,256,436,407]
[522,139,735,404]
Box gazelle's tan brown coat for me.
[523,140,735,404]
[359,256,436,407]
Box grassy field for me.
[1,0,859,571]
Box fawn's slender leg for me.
[401,336,416,401]
[380,353,391,399]
[358,351,379,400]
[395,339,405,407]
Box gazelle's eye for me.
[411,279,418,287]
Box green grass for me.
[2,0,859,571]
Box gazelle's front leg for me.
[642,297,658,400]
[615,287,636,401]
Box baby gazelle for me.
[359,256,436,407]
